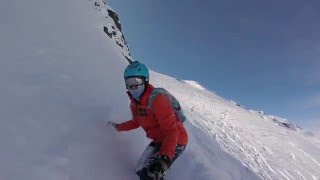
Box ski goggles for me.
[125,77,144,90]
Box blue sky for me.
[108,0,320,128]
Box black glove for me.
[107,121,119,131]
[148,155,170,176]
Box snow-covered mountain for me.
[1,0,319,180]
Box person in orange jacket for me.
[108,61,188,180]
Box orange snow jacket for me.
[116,84,188,159]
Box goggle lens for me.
[125,77,144,90]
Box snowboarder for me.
[108,61,188,180]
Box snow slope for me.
[152,73,320,180]
[0,0,319,180]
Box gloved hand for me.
[107,121,119,131]
[148,155,170,177]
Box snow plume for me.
[183,80,207,91]
[0,0,319,180]
[0,0,129,179]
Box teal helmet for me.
[124,61,149,80]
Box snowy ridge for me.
[91,0,131,59]
[1,0,319,180]
[151,72,320,180]
[183,80,207,91]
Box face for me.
[125,77,144,90]
[125,77,146,100]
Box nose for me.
[128,84,139,90]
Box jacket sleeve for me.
[152,94,179,160]
[117,103,140,131]
[116,118,140,131]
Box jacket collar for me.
[127,84,154,105]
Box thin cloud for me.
[306,59,320,86]
[305,93,320,108]
[311,94,320,106]
[303,119,320,134]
